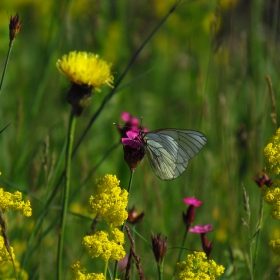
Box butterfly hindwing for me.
[142,129,207,180]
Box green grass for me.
[1,0,280,279]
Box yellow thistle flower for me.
[177,251,225,279]
[264,128,280,175]
[88,174,128,227]
[269,239,280,256]
[70,261,105,280]
[0,189,32,217]
[56,51,113,90]
[82,228,125,262]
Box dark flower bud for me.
[9,13,22,46]
[151,233,168,264]
[253,172,273,188]
[127,206,145,224]
[183,205,195,229]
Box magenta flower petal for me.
[183,197,202,207]
[122,130,142,148]
[189,224,213,233]
[121,111,139,129]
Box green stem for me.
[171,227,188,279]
[157,261,164,280]
[253,195,263,277]
[113,170,134,278]
[0,45,12,93]
[57,110,77,280]
[104,261,108,278]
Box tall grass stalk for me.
[57,110,77,280]
[0,45,12,94]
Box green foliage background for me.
[0,0,280,279]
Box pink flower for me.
[122,130,142,149]
[117,111,148,139]
[183,197,202,207]
[189,224,213,233]
[121,112,140,130]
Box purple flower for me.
[183,197,202,207]
[189,224,213,233]
[122,130,142,149]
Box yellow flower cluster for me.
[56,51,114,90]
[0,189,32,217]
[0,236,15,264]
[261,180,280,220]
[82,228,125,262]
[70,261,105,280]
[177,251,225,279]
[88,174,128,227]
[264,128,280,174]
[269,239,280,256]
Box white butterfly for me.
[140,129,207,180]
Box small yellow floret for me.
[269,239,280,256]
[177,251,225,279]
[0,189,32,217]
[88,174,128,226]
[70,261,105,280]
[264,128,280,174]
[82,229,125,262]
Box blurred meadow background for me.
[1,0,280,279]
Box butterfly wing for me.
[142,129,207,180]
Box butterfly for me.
[140,129,207,180]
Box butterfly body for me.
[140,129,207,180]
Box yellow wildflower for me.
[56,51,113,90]
[264,128,280,174]
[88,174,128,227]
[269,239,280,256]
[0,236,14,264]
[82,228,126,262]
[0,189,32,217]
[177,251,225,279]
[70,261,105,280]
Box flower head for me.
[70,261,106,280]
[182,198,202,229]
[0,189,32,217]
[183,197,202,207]
[117,112,148,139]
[0,236,15,263]
[269,239,280,256]
[190,224,213,233]
[190,224,213,258]
[9,13,22,46]
[56,51,113,115]
[122,130,142,148]
[82,228,126,262]
[177,251,225,279]
[151,233,168,264]
[57,51,113,89]
[88,174,128,227]
[264,128,280,174]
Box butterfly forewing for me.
[142,129,207,180]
